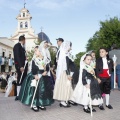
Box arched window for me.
[23,13,25,17]
[25,22,28,28]
[20,22,23,28]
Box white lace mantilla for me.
[33,57,45,70]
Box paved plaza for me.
[0,90,120,120]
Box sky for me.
[0,0,120,55]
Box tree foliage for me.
[49,48,56,65]
[27,38,41,61]
[74,52,85,68]
[86,17,120,57]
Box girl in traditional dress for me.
[19,44,54,112]
[39,41,55,89]
[53,41,77,107]
[71,53,103,113]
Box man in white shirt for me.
[8,56,13,72]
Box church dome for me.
[38,32,50,42]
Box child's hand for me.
[34,75,39,80]
[97,78,101,84]
[85,84,90,88]
[42,71,47,76]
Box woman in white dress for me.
[53,41,73,107]
[71,53,103,113]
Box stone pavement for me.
[0,90,120,120]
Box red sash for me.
[99,69,110,78]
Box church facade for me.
[0,6,54,72]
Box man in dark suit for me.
[54,38,64,69]
[13,35,28,100]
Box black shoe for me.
[15,96,19,101]
[88,107,96,112]
[106,104,113,109]
[83,108,90,113]
[59,103,71,108]
[31,106,39,112]
[68,101,78,106]
[99,105,105,110]
[38,106,46,110]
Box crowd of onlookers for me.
[0,56,14,72]
[0,43,120,100]
[0,72,17,97]
[0,55,16,96]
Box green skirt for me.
[19,72,54,106]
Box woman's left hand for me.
[42,71,47,76]
[68,76,72,80]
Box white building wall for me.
[0,44,14,58]
[0,38,14,58]
[0,38,15,72]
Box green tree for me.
[74,52,85,68]
[86,17,120,57]
[27,49,34,61]
[27,38,41,61]
[49,48,56,66]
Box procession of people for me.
[0,35,120,115]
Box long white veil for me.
[56,41,71,81]
[71,52,89,104]
[39,41,51,64]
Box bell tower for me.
[17,8,32,31]
[10,3,37,51]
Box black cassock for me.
[13,43,28,85]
